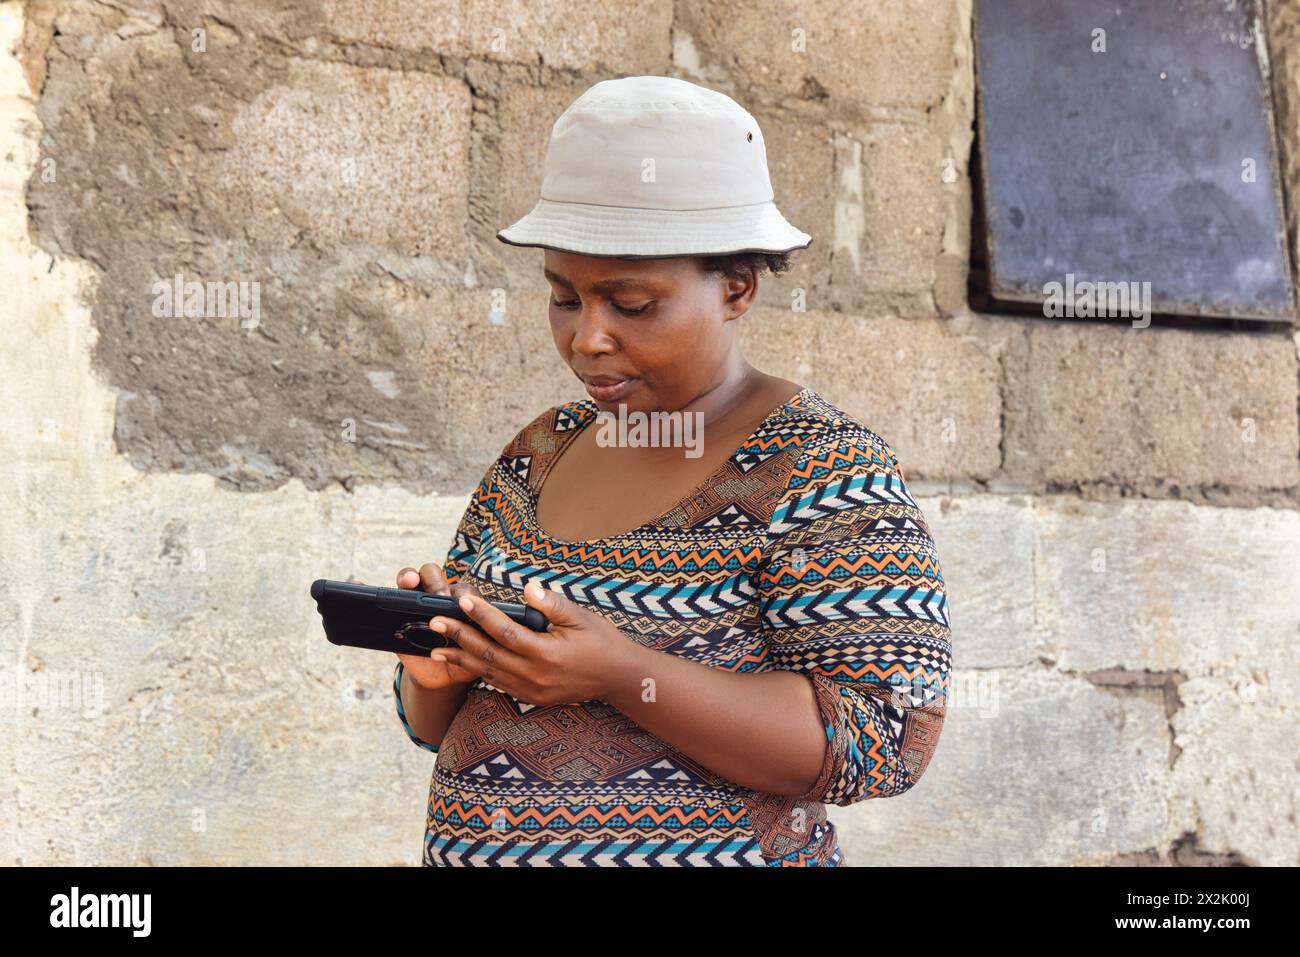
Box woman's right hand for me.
[395,563,480,691]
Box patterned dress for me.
[392,386,952,866]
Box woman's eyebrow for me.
[542,268,652,293]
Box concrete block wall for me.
[1,0,1296,864]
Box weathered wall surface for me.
[2,0,1297,865]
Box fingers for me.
[402,561,480,598]
[455,593,545,655]
[418,562,449,594]
[522,579,585,628]
[425,642,480,677]
[449,580,482,600]
[427,614,524,686]
[401,562,467,596]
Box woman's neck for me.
[678,360,797,433]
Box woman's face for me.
[542,249,757,413]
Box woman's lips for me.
[583,377,638,402]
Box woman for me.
[390,75,952,866]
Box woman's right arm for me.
[392,562,482,752]
[396,659,473,750]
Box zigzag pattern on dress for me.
[393,386,952,866]
[426,786,754,836]
[425,833,770,867]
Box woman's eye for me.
[613,301,653,316]
[549,297,652,316]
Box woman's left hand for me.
[426,581,641,707]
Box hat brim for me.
[496,198,813,259]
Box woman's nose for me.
[569,306,618,356]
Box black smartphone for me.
[310,579,549,656]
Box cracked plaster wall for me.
[1,0,1297,864]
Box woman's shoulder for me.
[476,397,597,493]
[763,389,928,542]
[498,397,597,456]
[777,387,907,486]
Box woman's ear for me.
[725,270,753,302]
[722,265,758,319]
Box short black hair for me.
[698,250,794,282]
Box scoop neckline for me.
[527,385,813,546]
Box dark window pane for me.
[974,0,1294,323]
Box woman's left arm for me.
[599,630,836,797]
[596,433,953,801]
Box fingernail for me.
[430,653,446,662]
[430,618,447,632]
[459,594,473,612]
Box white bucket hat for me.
[497,75,813,259]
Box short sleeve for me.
[754,428,952,806]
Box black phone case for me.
[310,579,549,656]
